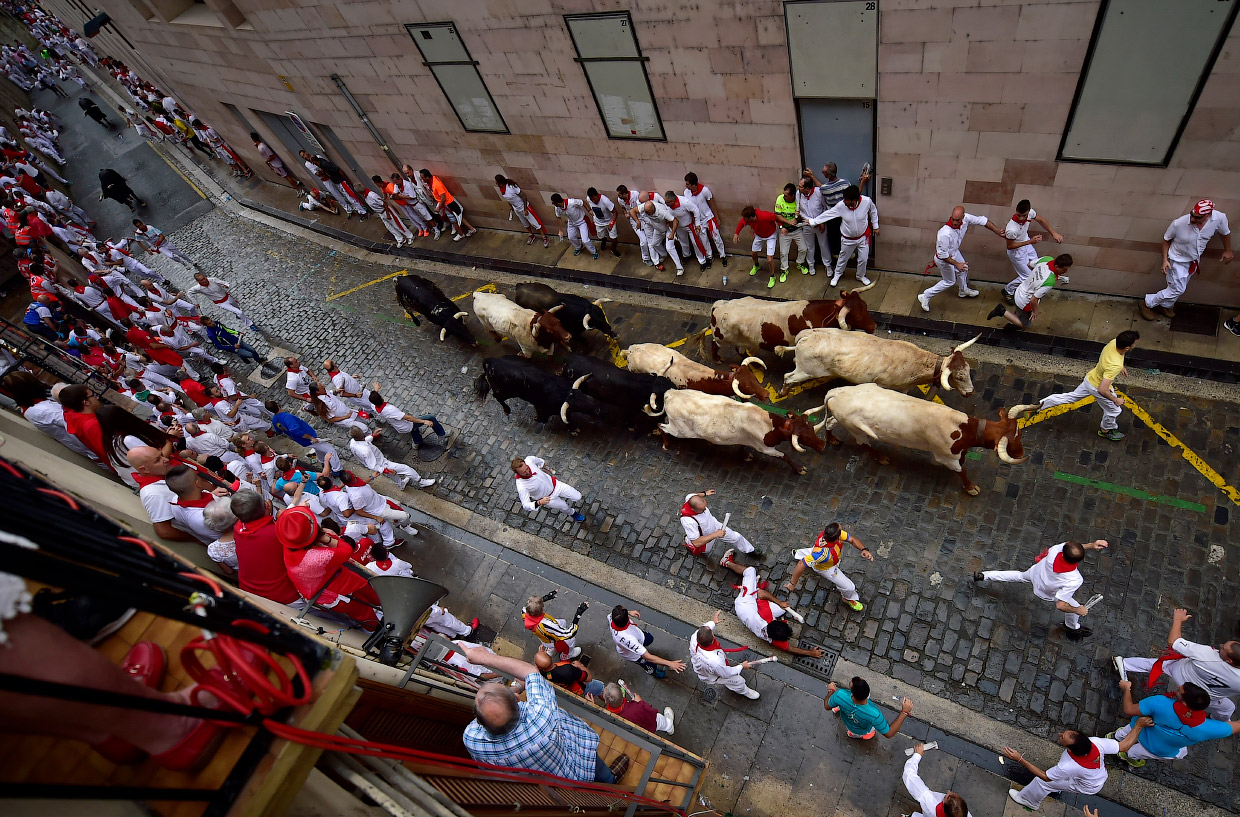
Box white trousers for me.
[923,254,970,299]
[1114,722,1187,760]
[156,241,195,267]
[372,503,412,548]
[713,674,756,695]
[778,228,805,271]
[674,223,706,264]
[1004,245,1038,295]
[529,480,582,516]
[1015,777,1082,808]
[213,296,254,329]
[1038,376,1122,431]
[1120,657,1237,720]
[833,237,869,283]
[981,569,1080,628]
[425,604,471,637]
[120,254,159,280]
[699,218,725,258]
[1145,260,1193,309]
[55,202,92,229]
[655,712,672,732]
[396,202,431,231]
[307,440,339,466]
[815,564,859,602]
[630,218,652,263]
[644,224,678,270]
[322,180,364,214]
[377,458,423,483]
[566,222,596,255]
[801,224,831,270]
[706,528,755,556]
[379,211,414,243]
[329,413,369,433]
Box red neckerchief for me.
[171,494,213,508]
[1067,742,1101,769]
[280,468,297,480]
[605,701,626,714]
[375,557,392,571]
[691,183,704,196]
[1011,213,1029,224]
[499,184,507,195]
[1035,547,1077,573]
[935,805,946,817]
[945,221,959,229]
[260,454,275,464]
[1047,261,1059,274]
[610,620,629,632]
[374,401,388,412]
[133,473,164,488]
[323,484,342,493]
[1173,699,1207,727]
[513,466,556,486]
[1148,648,1187,688]
[680,500,699,517]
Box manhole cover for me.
[417,443,449,462]
[699,686,719,706]
[792,642,839,682]
[470,624,497,645]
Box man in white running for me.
[587,187,621,258]
[323,359,372,413]
[665,190,710,272]
[188,272,259,331]
[679,489,759,561]
[550,193,597,260]
[133,219,196,269]
[800,184,879,287]
[689,611,760,699]
[1002,724,1142,809]
[633,198,679,274]
[719,557,824,658]
[340,470,420,545]
[1002,199,1062,303]
[903,744,971,817]
[1140,199,1232,321]
[495,174,548,247]
[347,428,435,491]
[684,171,726,266]
[1115,607,1240,721]
[511,456,586,522]
[615,185,652,264]
[974,539,1109,641]
[917,206,1006,312]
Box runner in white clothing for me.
[188,273,259,331]
[679,490,758,561]
[1002,199,1063,301]
[689,612,760,699]
[347,428,435,491]
[975,539,1108,640]
[665,191,709,271]
[902,746,971,817]
[366,180,414,247]
[1003,727,1140,809]
[496,175,548,247]
[633,198,679,273]
[801,185,879,287]
[424,602,481,640]
[1140,200,1232,320]
[615,185,652,264]
[323,360,372,412]
[720,560,824,658]
[550,194,597,259]
[607,606,686,677]
[368,384,452,449]
[917,206,1006,312]
[511,455,586,522]
[1116,608,1240,721]
[794,176,827,275]
[587,187,621,258]
[308,383,368,432]
[684,172,727,265]
[340,471,420,545]
[132,219,196,268]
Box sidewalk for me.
[388,485,1211,817]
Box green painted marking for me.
[1052,472,1207,513]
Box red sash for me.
[1149,649,1186,688]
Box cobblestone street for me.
[138,203,1240,811]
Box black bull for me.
[514,282,615,339]
[395,275,476,345]
[473,355,612,432]
[561,353,674,428]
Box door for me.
[798,99,874,196]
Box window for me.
[405,23,507,134]
[1059,0,1238,166]
[564,12,665,141]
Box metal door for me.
[798,98,874,196]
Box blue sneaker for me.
[592,253,599,260]
[572,512,586,522]
[653,665,667,679]
[572,248,581,256]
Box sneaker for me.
[592,252,599,260]
[572,512,587,522]
[799,265,809,276]
[662,707,675,735]
[1118,751,1145,768]
[959,288,980,298]
[719,548,735,566]
[418,478,437,488]
[676,268,684,276]
[749,265,760,276]
[526,235,535,245]
[642,661,656,675]
[1007,789,1036,810]
[1098,429,1125,441]
[1065,625,1093,641]
[453,233,463,242]
[573,247,581,256]
[809,268,816,276]
[542,236,549,248]
[433,229,442,240]
[396,475,411,490]
[917,293,931,313]
[466,228,476,237]
[1113,656,1128,682]
[1225,318,1240,336]
[857,275,871,285]
[779,270,788,283]
[987,303,1006,320]
[767,276,776,289]
[720,256,728,267]
[844,598,864,612]
[400,525,419,537]
[829,272,842,287]
[612,247,621,258]
[973,572,985,583]
[566,646,582,660]
[740,688,761,700]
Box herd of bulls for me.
[395,274,1033,494]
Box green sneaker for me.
[844,598,864,612]
[749,265,760,276]
[799,265,810,276]
[1118,750,1145,768]
[1098,429,1125,441]
[779,270,788,283]
[767,275,777,289]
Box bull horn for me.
[791,434,806,453]
[547,304,565,313]
[954,333,980,353]
[592,297,613,306]
[1008,403,1038,418]
[582,314,591,330]
[996,435,1029,465]
[561,402,570,424]
[642,405,665,417]
[732,379,748,399]
[837,306,850,330]
[940,361,953,391]
[740,356,765,370]
[439,328,447,341]
[572,374,590,389]
[454,311,468,319]
[852,280,876,293]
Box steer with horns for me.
[514,281,616,341]
[625,343,768,400]
[818,383,1033,495]
[395,274,476,345]
[473,355,611,433]
[708,283,877,361]
[777,332,979,397]
[645,390,826,475]
[473,291,573,357]
[561,353,674,429]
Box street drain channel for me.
[792,642,839,682]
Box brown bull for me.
[709,283,877,361]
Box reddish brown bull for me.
[708,283,877,361]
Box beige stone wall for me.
[46,0,1239,304]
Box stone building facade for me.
[44,0,1240,304]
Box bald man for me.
[129,445,197,542]
[679,489,759,561]
[918,205,1006,313]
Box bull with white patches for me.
[777,332,979,397]
[818,382,1034,495]
[394,274,476,345]
[514,282,616,341]
[625,343,767,400]
[473,291,573,357]
[645,390,826,475]
[708,283,877,361]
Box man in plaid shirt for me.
[458,646,631,783]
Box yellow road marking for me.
[667,329,710,349]
[1119,391,1240,507]
[326,270,406,302]
[1018,396,1094,429]
[452,283,496,301]
[150,142,207,199]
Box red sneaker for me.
[122,641,167,689]
[152,719,227,772]
[356,410,371,420]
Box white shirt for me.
[734,566,782,643]
[1168,638,1240,699]
[513,456,556,511]
[683,184,716,224]
[368,554,415,578]
[1004,209,1037,246]
[639,201,675,231]
[207,538,238,570]
[188,277,231,302]
[318,487,352,524]
[315,391,354,419]
[796,185,826,222]
[24,400,96,460]
[935,214,988,260]
[902,754,973,817]
[1043,737,1119,795]
[330,370,368,400]
[348,435,391,472]
[1025,543,1083,605]
[666,197,697,228]
[365,189,387,214]
[616,188,643,220]
[184,429,232,459]
[344,481,390,516]
[610,621,648,661]
[376,401,413,434]
[285,369,311,398]
[680,494,724,546]
[807,196,880,239]
[1015,258,1059,309]
[588,194,616,226]
[168,498,217,544]
[554,197,589,227]
[139,480,177,524]
[689,620,742,683]
[499,182,526,211]
[215,373,239,397]
[1164,211,1230,264]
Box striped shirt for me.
[463,673,600,781]
[820,176,851,208]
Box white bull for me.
[777,331,979,396]
[624,343,767,399]
[820,383,1034,495]
[645,389,825,475]
[473,291,573,357]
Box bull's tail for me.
[774,345,793,357]
[472,373,491,401]
[687,326,709,360]
[395,294,422,326]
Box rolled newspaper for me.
[722,512,730,529]
[905,741,938,756]
[1083,594,1104,610]
[750,655,779,665]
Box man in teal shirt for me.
[1112,679,1239,766]
[826,677,913,740]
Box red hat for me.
[1193,199,1214,216]
[87,273,101,282]
[276,505,320,549]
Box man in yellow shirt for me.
[1028,330,1139,441]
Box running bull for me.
[777,331,979,396]
[473,291,573,357]
[561,353,674,428]
[708,282,877,361]
[625,343,767,400]
[514,282,616,341]
[395,274,476,345]
[818,383,1033,495]
[645,390,826,475]
[473,355,608,433]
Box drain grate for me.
[792,642,839,682]
[698,686,719,706]
[1169,303,1219,336]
